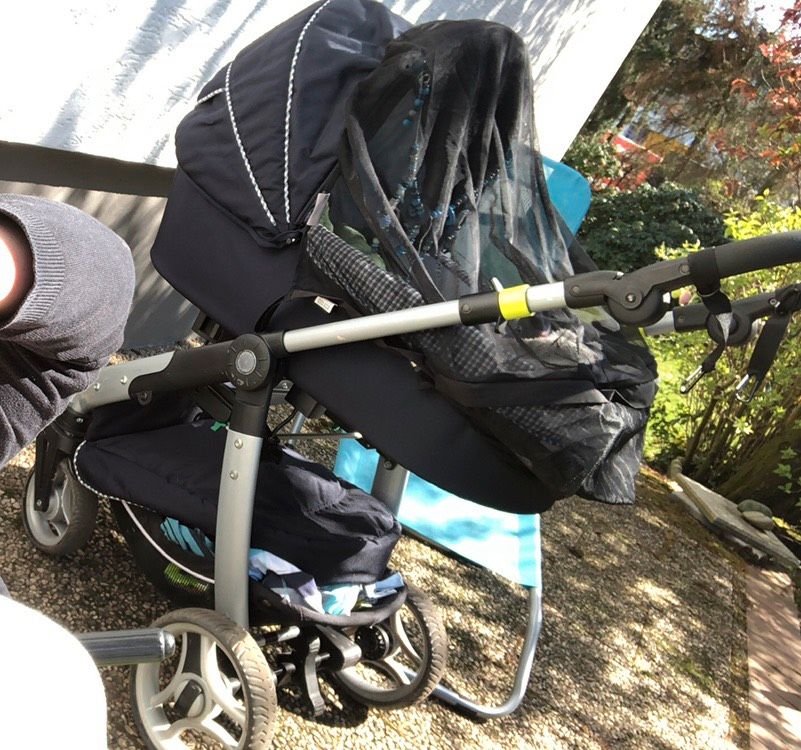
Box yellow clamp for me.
[498,284,531,320]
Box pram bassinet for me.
[151,0,657,515]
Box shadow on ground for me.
[0,445,748,749]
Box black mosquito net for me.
[302,20,659,506]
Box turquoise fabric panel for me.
[334,439,541,589]
[541,154,591,235]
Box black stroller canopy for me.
[152,7,658,513]
[335,19,573,298]
[152,0,409,333]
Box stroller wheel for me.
[21,460,98,556]
[332,583,447,709]
[131,608,277,750]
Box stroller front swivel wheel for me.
[131,608,277,750]
[21,460,98,556]
[332,584,447,709]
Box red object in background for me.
[609,133,663,189]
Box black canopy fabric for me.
[151,0,409,334]
[301,20,658,507]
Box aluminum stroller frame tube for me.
[371,461,410,516]
[214,385,273,628]
[214,426,263,627]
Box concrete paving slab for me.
[672,473,800,571]
[747,567,801,750]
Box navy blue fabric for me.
[76,421,401,585]
[151,0,408,333]
[269,298,550,513]
[151,168,302,334]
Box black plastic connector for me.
[458,292,501,325]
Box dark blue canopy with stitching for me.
[152,0,409,333]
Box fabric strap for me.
[688,250,732,315]
[739,314,792,401]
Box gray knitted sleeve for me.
[0,195,135,468]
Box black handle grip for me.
[705,232,801,279]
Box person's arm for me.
[0,214,33,321]
[0,196,135,469]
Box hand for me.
[0,214,33,321]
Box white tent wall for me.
[0,0,661,347]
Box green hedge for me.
[577,183,726,272]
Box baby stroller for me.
[20,1,801,748]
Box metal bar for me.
[431,586,542,718]
[283,300,462,353]
[371,463,410,517]
[525,282,566,312]
[70,353,173,413]
[214,429,262,628]
[284,411,307,448]
[276,431,361,442]
[76,628,176,666]
[281,283,571,355]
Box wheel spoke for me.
[151,635,190,708]
[198,634,246,727]
[388,612,422,664]
[200,716,242,748]
[154,716,200,745]
[370,656,413,686]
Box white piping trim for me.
[283,0,334,224]
[225,62,278,227]
[196,87,224,105]
[71,441,215,585]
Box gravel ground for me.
[0,435,748,750]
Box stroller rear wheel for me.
[332,583,447,709]
[21,460,98,556]
[131,608,277,750]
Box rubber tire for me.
[21,461,98,557]
[332,583,447,709]
[131,608,277,750]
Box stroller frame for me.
[27,229,801,745]
[56,281,566,628]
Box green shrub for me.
[562,132,623,189]
[578,182,726,272]
[644,194,801,525]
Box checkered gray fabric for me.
[305,225,654,505]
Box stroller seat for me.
[74,418,401,588]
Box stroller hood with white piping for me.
[151,0,409,334]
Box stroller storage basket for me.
[75,418,401,585]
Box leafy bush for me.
[577,182,726,272]
[562,132,623,190]
[645,194,801,524]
